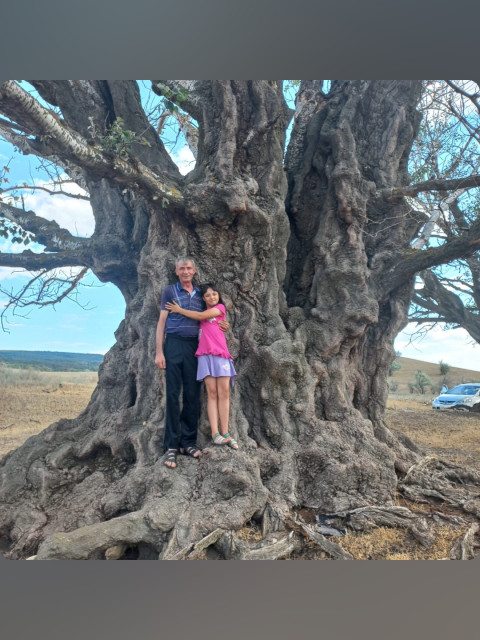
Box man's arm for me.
[155,310,169,369]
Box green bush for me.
[409,370,435,395]
[439,360,451,376]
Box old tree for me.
[1,80,480,560]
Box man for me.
[155,257,228,469]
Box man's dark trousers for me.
[163,335,201,450]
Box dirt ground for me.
[1,378,479,559]
[0,373,97,457]
[386,396,480,471]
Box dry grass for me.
[341,524,469,560]
[236,522,264,543]
[0,368,97,457]
[389,356,480,397]
[386,398,480,470]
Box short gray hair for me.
[176,256,196,268]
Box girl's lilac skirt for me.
[197,355,237,386]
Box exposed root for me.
[449,523,479,560]
[215,530,299,560]
[399,456,480,518]
[345,505,435,547]
[162,528,225,560]
[288,520,354,560]
[105,544,128,560]
[34,510,160,560]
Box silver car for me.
[432,383,480,411]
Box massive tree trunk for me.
[1,80,479,559]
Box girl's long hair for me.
[199,282,223,305]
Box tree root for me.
[398,456,480,518]
[16,453,480,560]
[345,505,435,547]
[449,523,479,560]
[32,510,160,560]
[288,520,354,559]
[215,530,299,560]
[162,528,225,560]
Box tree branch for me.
[0,201,90,251]
[412,270,480,342]
[379,173,480,200]
[0,184,90,201]
[385,217,480,291]
[0,81,184,207]
[151,80,206,121]
[0,250,88,271]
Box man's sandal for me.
[212,433,227,446]
[222,433,239,450]
[180,445,202,458]
[162,449,177,468]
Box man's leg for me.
[180,339,201,451]
[163,336,183,451]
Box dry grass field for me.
[389,356,480,396]
[0,367,97,457]
[386,357,480,470]
[1,357,480,560]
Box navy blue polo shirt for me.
[161,282,205,338]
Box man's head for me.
[175,257,196,285]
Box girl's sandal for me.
[222,433,239,450]
[212,433,227,446]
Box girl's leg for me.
[204,376,219,439]
[216,376,230,436]
[217,377,238,449]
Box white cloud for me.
[22,182,94,237]
[170,146,195,176]
[395,324,480,372]
[0,267,17,281]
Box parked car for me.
[432,383,480,411]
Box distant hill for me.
[0,350,103,372]
[390,357,480,395]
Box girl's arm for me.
[165,300,221,321]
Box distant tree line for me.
[0,350,103,372]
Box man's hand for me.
[218,320,230,333]
[155,353,166,369]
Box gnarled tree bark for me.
[1,80,480,559]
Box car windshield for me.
[445,385,480,396]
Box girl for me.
[165,284,238,449]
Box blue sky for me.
[0,82,479,371]
[0,135,125,354]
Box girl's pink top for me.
[195,304,233,359]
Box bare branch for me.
[0,250,88,271]
[412,270,480,343]
[0,266,90,332]
[385,217,480,291]
[0,184,90,201]
[170,112,198,159]
[0,201,90,251]
[0,81,184,206]
[380,173,480,200]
